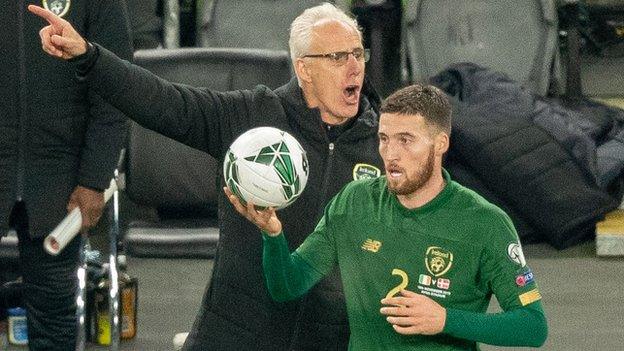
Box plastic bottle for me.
[119,271,137,339]
[7,307,28,345]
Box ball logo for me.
[507,243,526,267]
[243,140,300,201]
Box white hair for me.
[289,3,362,83]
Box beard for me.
[387,146,435,196]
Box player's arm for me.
[224,187,338,301]
[78,0,132,190]
[261,233,327,301]
[66,0,133,230]
[381,291,546,346]
[468,210,548,347]
[443,300,547,347]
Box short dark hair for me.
[380,84,452,135]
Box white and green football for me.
[223,127,309,210]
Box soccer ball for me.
[223,127,309,209]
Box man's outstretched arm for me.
[28,4,253,159]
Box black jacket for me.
[84,45,384,350]
[0,0,133,238]
[433,63,622,249]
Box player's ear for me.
[434,132,449,155]
[295,58,313,84]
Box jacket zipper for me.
[16,0,26,201]
[317,142,335,220]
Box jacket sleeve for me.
[77,0,134,190]
[77,42,274,162]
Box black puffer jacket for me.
[432,63,623,249]
[0,0,132,238]
[82,45,384,350]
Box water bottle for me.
[7,307,28,345]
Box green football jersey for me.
[295,169,541,350]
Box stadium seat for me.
[126,0,180,49]
[195,0,351,50]
[561,0,624,98]
[352,0,403,98]
[124,48,292,258]
[403,0,561,96]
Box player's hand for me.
[28,4,88,59]
[380,289,446,335]
[223,187,283,236]
[67,186,105,231]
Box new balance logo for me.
[361,239,382,253]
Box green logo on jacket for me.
[352,163,381,180]
[43,0,71,18]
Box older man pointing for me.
[30,3,383,350]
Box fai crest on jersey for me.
[425,246,453,277]
[43,0,71,17]
[352,163,381,180]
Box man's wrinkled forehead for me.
[309,20,362,49]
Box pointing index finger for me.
[28,4,65,27]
